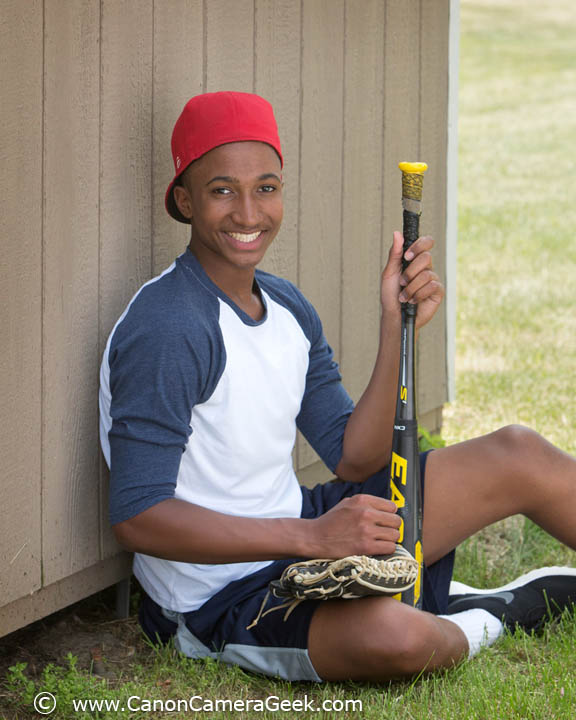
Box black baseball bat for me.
[388,161,427,609]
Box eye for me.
[259,184,277,193]
[212,187,232,195]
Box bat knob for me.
[399,162,428,175]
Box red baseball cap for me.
[165,91,283,223]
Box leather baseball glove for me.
[270,544,419,601]
[247,545,419,629]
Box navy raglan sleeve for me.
[294,295,355,473]
[102,295,223,526]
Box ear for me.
[173,185,193,221]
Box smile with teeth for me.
[227,231,262,243]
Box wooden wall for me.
[0,0,452,637]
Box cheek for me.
[190,198,223,228]
[271,197,284,226]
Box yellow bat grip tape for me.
[398,161,428,175]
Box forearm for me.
[335,310,401,480]
[114,498,314,563]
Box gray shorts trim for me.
[163,608,322,683]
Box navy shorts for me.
[139,451,455,682]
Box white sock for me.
[439,609,504,658]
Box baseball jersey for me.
[99,248,354,612]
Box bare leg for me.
[308,596,467,681]
[309,426,575,682]
[422,425,576,565]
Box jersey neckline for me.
[179,247,269,327]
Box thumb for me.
[383,231,404,278]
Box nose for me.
[230,191,261,228]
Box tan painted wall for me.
[0,0,451,637]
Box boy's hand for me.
[381,231,445,330]
[308,494,401,558]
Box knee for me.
[494,423,538,448]
[490,424,554,509]
[492,424,545,466]
[364,608,443,676]
[386,623,436,675]
[310,599,462,681]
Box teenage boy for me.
[100,92,576,682]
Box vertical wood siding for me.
[341,0,386,403]
[298,0,346,467]
[0,0,451,635]
[0,0,43,608]
[42,0,102,587]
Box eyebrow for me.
[205,173,282,186]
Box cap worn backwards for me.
[165,91,283,224]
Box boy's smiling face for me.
[173,141,283,277]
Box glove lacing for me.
[246,554,418,630]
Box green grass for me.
[2,2,576,718]
[3,614,576,719]
[442,0,576,595]
[443,0,576,456]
